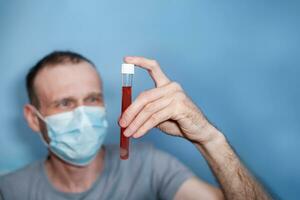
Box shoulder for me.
[0,160,43,194]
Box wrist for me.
[192,123,226,149]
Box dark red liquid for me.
[120,86,132,160]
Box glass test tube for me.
[120,64,134,160]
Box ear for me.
[23,104,42,132]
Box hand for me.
[119,56,219,144]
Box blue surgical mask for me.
[35,106,108,166]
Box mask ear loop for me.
[32,106,47,123]
[31,106,50,147]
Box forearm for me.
[194,124,272,200]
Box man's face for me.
[34,61,104,116]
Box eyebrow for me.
[83,92,103,100]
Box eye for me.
[57,99,73,108]
[86,96,102,105]
[89,97,98,102]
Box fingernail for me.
[125,56,134,61]
[119,118,126,127]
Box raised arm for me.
[119,56,272,200]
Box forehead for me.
[34,62,102,103]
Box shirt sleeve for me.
[150,146,195,200]
[0,190,3,200]
[0,178,6,200]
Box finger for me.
[124,56,170,87]
[119,82,180,127]
[132,105,173,138]
[123,96,172,137]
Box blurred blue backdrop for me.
[0,0,299,199]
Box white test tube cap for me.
[121,64,135,74]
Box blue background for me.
[0,0,299,199]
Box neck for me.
[45,147,105,193]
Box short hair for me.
[26,51,95,107]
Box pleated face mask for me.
[35,106,108,166]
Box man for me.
[0,51,271,200]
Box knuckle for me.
[137,91,147,101]
[151,59,159,66]
[171,82,182,90]
[144,103,154,113]
[175,91,186,99]
[149,59,160,70]
[150,114,159,123]
[153,60,160,67]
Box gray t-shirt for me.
[0,143,194,200]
